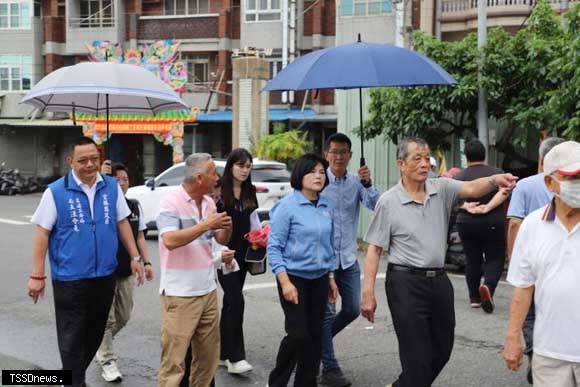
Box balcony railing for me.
[138,15,219,40]
[69,17,115,29]
[442,0,577,13]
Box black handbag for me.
[244,246,267,275]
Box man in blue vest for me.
[27,137,145,387]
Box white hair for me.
[184,153,212,182]
[539,137,565,162]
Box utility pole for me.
[477,0,488,149]
[282,0,289,103]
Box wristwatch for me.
[132,255,142,262]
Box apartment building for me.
[0,0,345,179]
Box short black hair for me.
[112,163,128,176]
[69,137,98,156]
[290,153,329,191]
[325,133,352,151]
[464,139,486,162]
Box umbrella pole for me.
[106,93,110,161]
[359,87,365,167]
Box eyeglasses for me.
[76,156,100,165]
[327,150,352,157]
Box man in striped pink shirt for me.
[156,153,232,387]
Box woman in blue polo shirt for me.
[267,153,338,387]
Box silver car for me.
[126,159,292,230]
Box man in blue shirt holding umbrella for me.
[319,133,380,386]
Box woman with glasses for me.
[217,148,261,374]
[267,153,338,387]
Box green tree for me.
[364,0,577,161]
[255,124,312,164]
[364,32,478,150]
[544,4,580,140]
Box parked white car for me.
[126,159,292,230]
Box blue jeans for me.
[320,261,361,372]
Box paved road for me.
[0,194,531,386]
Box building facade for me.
[0,0,342,179]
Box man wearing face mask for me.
[503,141,580,386]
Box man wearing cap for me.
[361,137,517,387]
[504,141,580,386]
[505,136,565,384]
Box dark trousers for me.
[523,294,535,354]
[53,275,115,387]
[179,346,215,387]
[386,268,455,387]
[457,221,506,300]
[217,265,248,362]
[268,274,329,387]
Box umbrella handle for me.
[360,157,366,167]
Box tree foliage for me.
[255,125,311,164]
[365,0,580,158]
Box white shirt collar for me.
[71,170,103,189]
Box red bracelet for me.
[30,275,47,280]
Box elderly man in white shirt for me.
[504,141,580,387]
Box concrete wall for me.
[335,14,396,45]
[182,91,218,111]
[0,125,82,177]
[0,94,36,118]
[241,19,284,49]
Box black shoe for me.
[320,368,351,387]
[479,284,495,314]
[527,353,533,384]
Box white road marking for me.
[0,217,31,225]
[243,272,509,291]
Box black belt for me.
[387,263,446,278]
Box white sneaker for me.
[226,359,253,374]
[219,359,228,367]
[101,360,123,382]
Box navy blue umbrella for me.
[264,35,456,166]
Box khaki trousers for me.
[158,290,219,387]
[533,353,580,387]
[96,276,134,364]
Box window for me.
[0,1,31,29]
[245,0,280,21]
[57,0,65,17]
[79,0,113,28]
[33,0,41,17]
[340,0,392,16]
[164,0,209,15]
[184,54,210,84]
[0,55,32,91]
[269,59,282,79]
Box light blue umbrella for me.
[21,62,188,160]
[264,35,456,165]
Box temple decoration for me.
[79,109,198,163]
[83,40,193,164]
[86,40,187,93]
